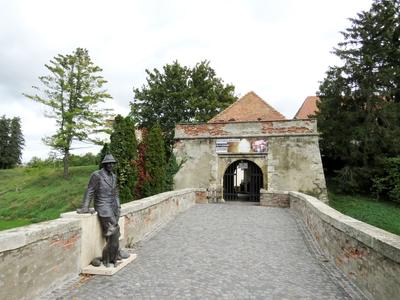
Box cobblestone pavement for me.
[46,203,367,300]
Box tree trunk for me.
[63,150,69,179]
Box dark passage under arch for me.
[223,160,263,201]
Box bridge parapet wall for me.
[0,188,204,300]
[289,191,400,300]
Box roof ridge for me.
[253,92,286,120]
[294,96,320,119]
[208,91,286,123]
[208,91,254,123]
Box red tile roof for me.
[294,96,320,119]
[208,91,286,123]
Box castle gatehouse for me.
[173,91,327,203]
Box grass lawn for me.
[329,192,400,236]
[0,165,97,231]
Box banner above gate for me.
[216,138,267,153]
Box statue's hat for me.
[102,154,117,164]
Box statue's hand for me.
[76,208,95,214]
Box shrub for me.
[372,157,400,202]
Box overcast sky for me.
[0,0,373,163]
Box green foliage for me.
[0,116,24,169]
[109,115,138,203]
[69,153,98,166]
[372,157,400,202]
[164,153,181,191]
[0,165,97,230]
[24,47,113,178]
[98,143,110,169]
[317,0,400,195]
[137,124,167,197]
[329,191,400,236]
[131,60,237,149]
[27,152,97,168]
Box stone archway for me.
[222,159,264,201]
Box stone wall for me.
[121,189,200,246]
[174,139,217,190]
[290,191,400,300]
[0,218,81,300]
[174,120,327,202]
[0,189,203,300]
[268,136,327,201]
[260,190,289,207]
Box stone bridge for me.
[1,189,399,299]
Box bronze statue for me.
[77,154,129,267]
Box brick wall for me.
[260,190,289,207]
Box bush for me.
[372,157,400,202]
[27,152,97,169]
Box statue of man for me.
[77,154,127,267]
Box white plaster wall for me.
[267,136,328,202]
[174,139,217,190]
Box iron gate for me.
[223,160,263,201]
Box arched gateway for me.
[173,91,328,203]
[223,160,263,201]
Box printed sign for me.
[216,138,267,153]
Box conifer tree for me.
[317,0,400,192]
[8,117,24,167]
[98,143,110,169]
[109,115,138,203]
[137,124,167,197]
[0,116,24,169]
[0,116,11,169]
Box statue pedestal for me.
[61,211,125,271]
[81,253,137,276]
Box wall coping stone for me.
[290,191,400,263]
[60,189,203,220]
[0,218,80,252]
[0,189,203,254]
[120,188,204,215]
[175,133,320,140]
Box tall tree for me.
[98,142,110,169]
[8,117,25,167]
[0,116,24,169]
[109,115,138,203]
[136,124,167,198]
[131,60,237,149]
[316,0,400,192]
[0,116,11,169]
[24,48,113,178]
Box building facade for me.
[173,92,327,203]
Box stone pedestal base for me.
[81,253,137,276]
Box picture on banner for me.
[216,138,267,153]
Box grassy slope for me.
[0,165,97,230]
[329,192,400,236]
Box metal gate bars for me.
[223,160,263,201]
